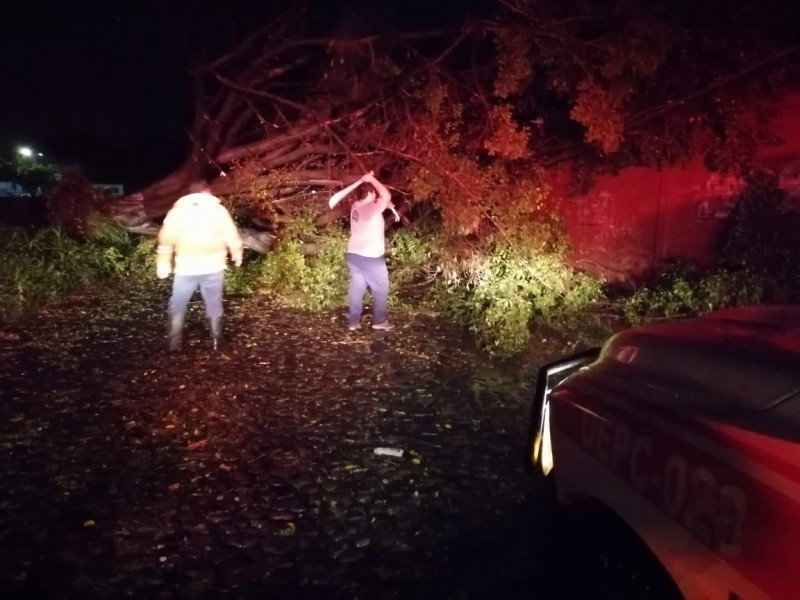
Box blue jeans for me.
[169,270,225,321]
[346,253,389,326]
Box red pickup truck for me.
[529,305,800,600]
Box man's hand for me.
[361,170,375,182]
[233,255,243,267]
[156,244,173,279]
[156,262,171,279]
[390,207,401,223]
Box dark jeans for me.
[346,253,389,326]
[169,270,225,321]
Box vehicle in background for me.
[0,181,25,198]
[529,305,800,600]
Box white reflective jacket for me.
[157,192,242,275]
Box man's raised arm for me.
[363,173,392,211]
[328,175,367,209]
[363,173,399,221]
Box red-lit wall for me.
[552,92,800,281]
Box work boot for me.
[167,313,185,351]
[209,317,223,351]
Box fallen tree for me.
[104,0,800,253]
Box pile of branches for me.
[108,0,800,252]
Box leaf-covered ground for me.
[0,283,676,599]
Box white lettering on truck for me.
[578,409,747,557]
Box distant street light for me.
[16,147,43,164]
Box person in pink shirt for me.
[328,171,400,331]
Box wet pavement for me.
[0,284,678,599]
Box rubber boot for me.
[168,313,185,351]
[209,317,223,351]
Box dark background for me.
[0,0,487,190]
[3,0,796,192]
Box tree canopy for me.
[111,0,800,247]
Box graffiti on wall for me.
[694,174,743,222]
[695,159,800,221]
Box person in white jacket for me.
[328,171,400,331]
[156,181,243,350]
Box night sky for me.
[0,2,306,188]
[0,0,483,190]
